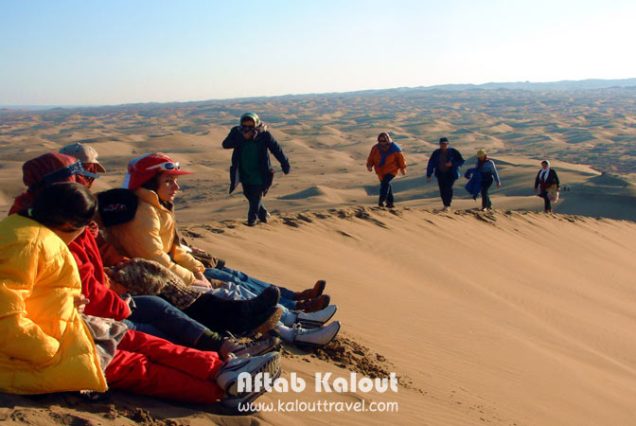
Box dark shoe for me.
[386,203,395,209]
[378,202,385,207]
[293,280,327,300]
[258,210,270,223]
[295,294,331,313]
[247,220,256,227]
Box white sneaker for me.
[297,305,338,328]
[293,321,341,349]
[215,352,281,397]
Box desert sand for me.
[1,86,636,425]
[1,208,636,425]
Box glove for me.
[282,163,291,175]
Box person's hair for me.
[141,174,161,192]
[30,182,97,229]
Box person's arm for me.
[172,244,206,275]
[0,243,61,364]
[75,257,131,320]
[221,127,241,149]
[426,151,437,178]
[266,133,290,174]
[366,147,376,171]
[453,149,465,167]
[491,161,501,186]
[553,170,560,189]
[124,207,198,285]
[534,171,541,190]
[396,151,407,174]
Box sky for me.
[1,0,635,105]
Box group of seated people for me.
[0,144,341,408]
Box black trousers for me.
[242,183,267,222]
[437,172,456,207]
[184,292,269,337]
[540,190,551,212]
[379,174,395,206]
[481,176,493,209]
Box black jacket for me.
[222,126,290,194]
[534,169,560,190]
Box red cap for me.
[123,153,192,190]
[22,152,79,188]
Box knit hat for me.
[59,143,106,172]
[439,137,449,144]
[123,153,192,190]
[240,112,261,126]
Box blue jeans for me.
[205,267,297,309]
[124,295,208,346]
[205,267,297,325]
[379,174,395,206]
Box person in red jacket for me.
[12,181,281,408]
[366,132,406,208]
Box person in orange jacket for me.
[366,132,406,208]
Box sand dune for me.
[3,207,635,425]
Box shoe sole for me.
[222,366,282,410]
[249,307,283,337]
[294,321,341,351]
[225,353,281,397]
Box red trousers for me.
[105,330,224,404]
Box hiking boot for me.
[219,335,282,359]
[293,280,327,300]
[258,210,271,224]
[295,294,331,313]
[296,305,338,329]
[292,321,341,349]
[216,352,281,398]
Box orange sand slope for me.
[1,208,635,426]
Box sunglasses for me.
[42,161,97,185]
[240,125,256,132]
[146,162,181,171]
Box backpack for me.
[97,188,138,227]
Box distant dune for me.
[1,81,635,425]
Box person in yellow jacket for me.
[104,153,208,287]
[0,182,106,394]
[366,132,406,208]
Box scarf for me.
[378,143,402,167]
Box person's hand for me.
[193,279,212,288]
[427,176,432,182]
[367,166,373,172]
[282,164,291,175]
[445,161,453,168]
[209,279,225,289]
[400,169,406,176]
[74,294,90,313]
[497,183,501,189]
